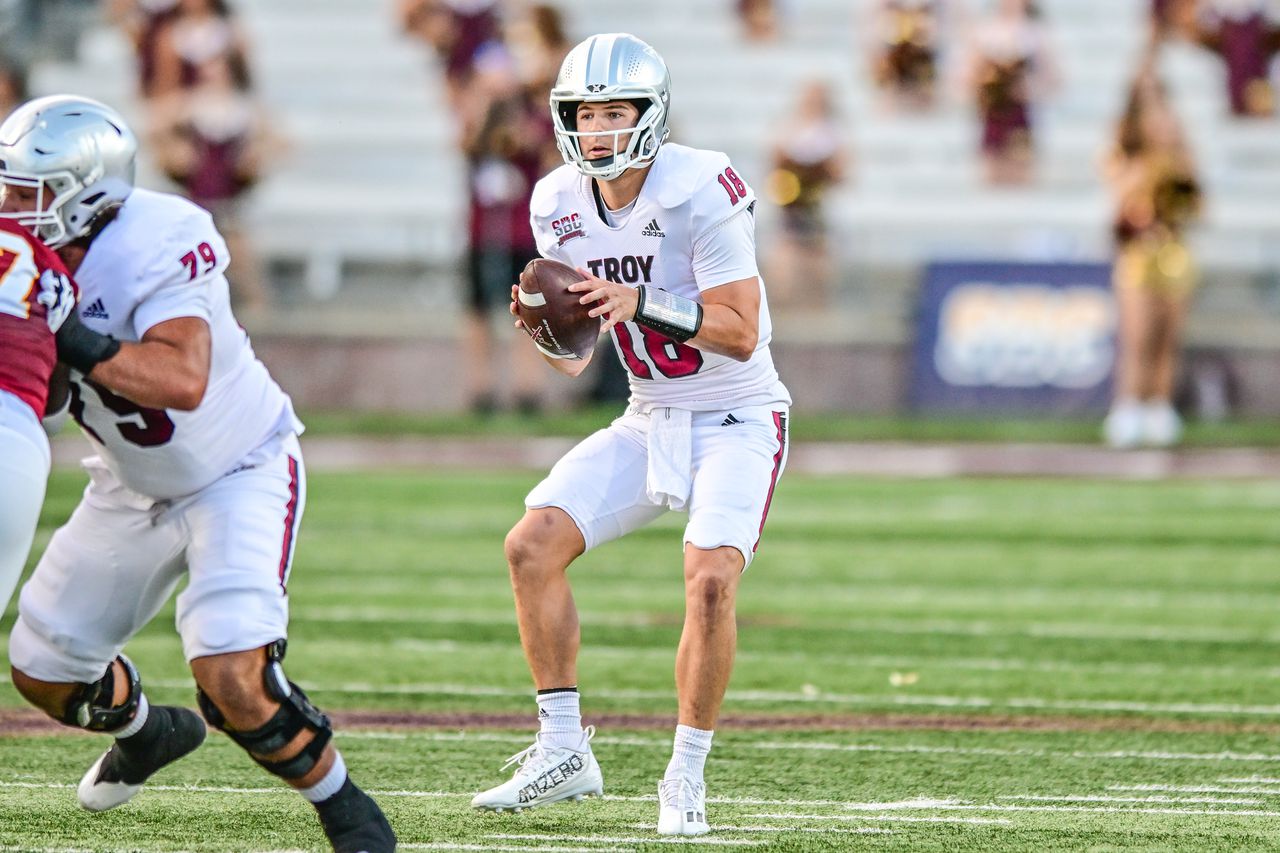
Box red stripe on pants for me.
[753,411,787,552]
[278,456,300,590]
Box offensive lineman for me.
[0,96,396,853]
[0,218,76,616]
[471,34,791,836]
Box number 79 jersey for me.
[67,188,301,500]
[530,143,790,411]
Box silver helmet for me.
[550,33,671,181]
[0,95,137,247]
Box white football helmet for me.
[550,33,671,181]
[0,95,137,248]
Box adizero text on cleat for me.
[471,726,603,812]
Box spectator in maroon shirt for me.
[459,43,558,414]
[1176,0,1280,116]
[962,0,1059,185]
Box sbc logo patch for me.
[553,213,586,247]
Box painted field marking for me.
[298,607,1280,646]
[489,834,766,847]
[1109,784,1280,795]
[343,637,1280,682]
[1220,777,1280,784]
[746,812,1010,825]
[667,825,893,835]
[122,675,1280,718]
[0,779,915,810]
[328,730,1280,766]
[1000,795,1263,805]
[838,803,1280,818]
[399,840,624,845]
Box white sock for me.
[536,688,583,750]
[111,693,149,739]
[665,724,713,780]
[300,750,348,803]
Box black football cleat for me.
[316,778,397,853]
[78,705,208,811]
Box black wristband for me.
[56,309,121,374]
[634,285,703,343]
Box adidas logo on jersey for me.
[641,219,665,238]
[81,298,109,320]
[721,414,742,427]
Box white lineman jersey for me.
[530,144,790,411]
[66,188,301,500]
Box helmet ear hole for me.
[558,102,580,131]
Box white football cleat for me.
[657,775,710,836]
[471,726,603,813]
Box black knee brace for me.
[59,654,142,732]
[197,639,333,780]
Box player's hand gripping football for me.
[569,268,638,335]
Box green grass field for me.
[3,469,1280,851]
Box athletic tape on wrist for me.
[635,286,703,343]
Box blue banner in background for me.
[910,261,1116,414]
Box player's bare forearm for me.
[88,316,211,410]
[688,301,757,362]
[688,278,759,362]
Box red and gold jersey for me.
[0,218,69,418]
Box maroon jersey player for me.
[0,217,77,617]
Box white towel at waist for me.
[645,406,693,511]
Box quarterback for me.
[472,34,791,836]
[0,96,394,853]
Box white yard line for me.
[489,834,766,847]
[292,607,1280,645]
[113,675,1280,718]
[746,812,1010,825]
[1219,777,1280,784]
[679,826,892,835]
[328,731,1280,766]
[1000,795,1263,805]
[401,840,627,845]
[850,803,1280,817]
[1109,784,1280,795]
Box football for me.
[516,258,601,360]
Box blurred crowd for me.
[740,0,1276,445]
[103,0,283,317]
[2,0,1277,433]
[398,0,572,414]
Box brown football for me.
[516,258,601,360]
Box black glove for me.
[56,309,121,374]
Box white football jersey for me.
[68,188,301,500]
[531,143,790,411]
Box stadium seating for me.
[27,0,1280,348]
